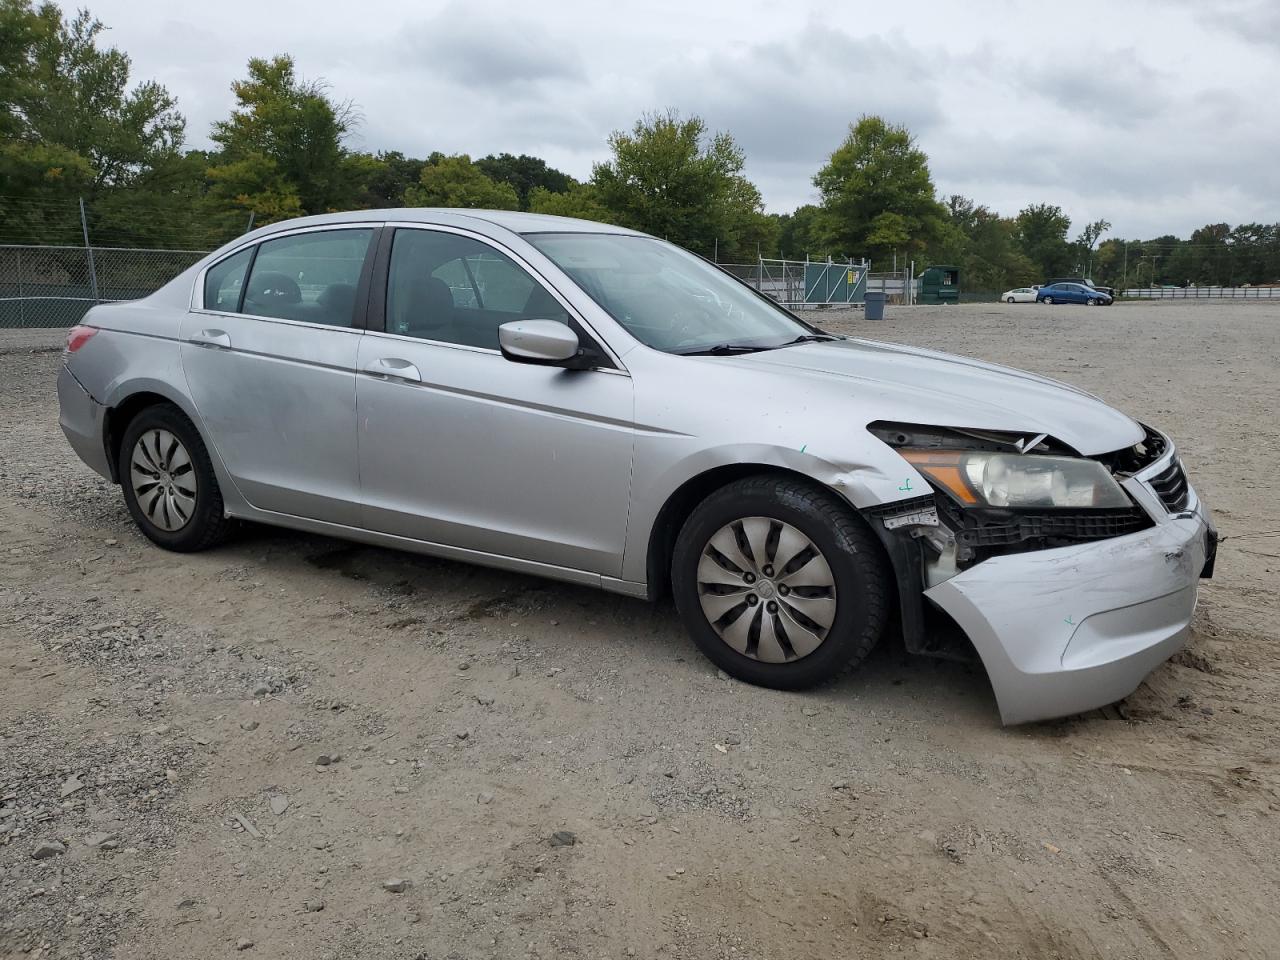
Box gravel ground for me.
[2,299,1278,960]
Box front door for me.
[354,226,634,576]
[180,226,376,525]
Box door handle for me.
[364,357,422,383]
[189,329,231,349]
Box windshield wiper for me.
[679,343,775,356]
[780,333,841,346]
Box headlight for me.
[900,450,1132,509]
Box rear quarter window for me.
[203,247,253,311]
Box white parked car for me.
[1001,288,1038,303]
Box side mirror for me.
[498,320,597,369]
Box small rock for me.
[304,898,324,912]
[240,720,259,731]
[32,841,66,860]
[382,879,408,893]
[831,780,849,790]
[801,707,818,718]
[457,660,470,671]
[176,897,198,909]
[507,665,520,680]
[455,730,469,741]
[724,733,742,745]
[270,795,290,816]
[236,938,254,951]
[549,830,577,847]
[105,538,119,546]
[477,792,494,805]
[165,768,179,783]
[251,682,271,697]
[315,754,332,766]
[83,832,116,848]
[662,769,675,779]
[311,839,329,850]
[716,669,730,681]
[60,775,85,798]
[475,694,495,706]
[1200,705,1214,716]
[405,912,420,924]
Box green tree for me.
[933,195,1037,292]
[811,116,945,264]
[590,110,764,258]
[776,204,827,260]
[403,153,519,209]
[527,183,614,223]
[1014,203,1074,279]
[351,150,426,208]
[0,0,187,242]
[475,153,573,209]
[1074,218,1111,276]
[207,55,357,221]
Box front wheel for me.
[1086,297,1099,305]
[671,476,890,689]
[1006,296,1016,303]
[120,404,229,552]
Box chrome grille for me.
[1148,459,1190,512]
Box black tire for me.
[671,475,890,690]
[1006,297,1015,303]
[119,403,229,552]
[1086,297,1098,306]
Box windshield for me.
[523,232,818,354]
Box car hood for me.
[720,338,1143,456]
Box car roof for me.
[240,208,645,239]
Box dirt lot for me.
[2,300,1278,960]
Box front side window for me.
[203,247,253,311]
[523,233,815,354]
[386,229,569,349]
[242,228,373,327]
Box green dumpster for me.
[919,266,960,304]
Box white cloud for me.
[68,0,1280,237]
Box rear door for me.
[354,225,635,576]
[180,225,378,525]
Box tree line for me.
[4,0,1278,290]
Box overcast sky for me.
[76,0,1279,238]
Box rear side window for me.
[203,247,253,311]
[242,229,373,327]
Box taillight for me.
[65,325,98,353]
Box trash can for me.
[864,291,886,321]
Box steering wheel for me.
[668,303,719,348]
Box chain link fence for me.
[0,245,208,328]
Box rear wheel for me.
[671,475,890,689]
[1043,296,1055,304]
[120,404,229,551]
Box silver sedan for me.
[57,209,1216,724]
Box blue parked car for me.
[1036,282,1113,305]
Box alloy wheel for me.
[696,517,838,663]
[129,428,197,532]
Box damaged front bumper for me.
[871,444,1216,725]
